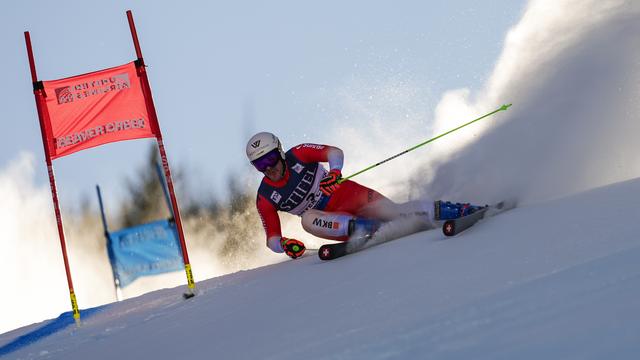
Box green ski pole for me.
[339,103,512,183]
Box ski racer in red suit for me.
[246,132,481,259]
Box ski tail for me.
[442,207,489,236]
[318,216,433,261]
[442,199,517,237]
[318,236,369,260]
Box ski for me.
[442,207,489,236]
[318,236,369,261]
[318,217,431,261]
[442,199,516,237]
[318,200,516,260]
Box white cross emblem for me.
[292,163,304,174]
[270,191,282,203]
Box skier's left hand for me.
[320,169,342,196]
[281,237,306,259]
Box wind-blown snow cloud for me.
[326,1,640,207]
[324,73,437,201]
[0,154,72,333]
[0,154,280,333]
[420,0,640,204]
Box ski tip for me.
[500,103,512,111]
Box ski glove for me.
[320,169,342,196]
[281,237,306,259]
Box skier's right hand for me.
[281,237,306,259]
[320,169,342,196]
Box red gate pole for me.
[126,10,196,296]
[24,31,81,322]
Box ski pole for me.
[339,103,512,183]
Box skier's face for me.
[263,158,284,182]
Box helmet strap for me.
[279,158,286,177]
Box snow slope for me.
[2,177,640,359]
[2,0,639,337]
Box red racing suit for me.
[256,144,388,253]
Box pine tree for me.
[119,145,168,228]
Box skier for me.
[246,132,483,259]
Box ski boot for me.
[434,200,486,221]
[348,217,381,240]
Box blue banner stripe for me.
[108,219,183,287]
[0,307,104,357]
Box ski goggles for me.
[251,149,281,172]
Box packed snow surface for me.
[2,177,640,359]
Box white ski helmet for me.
[246,132,286,162]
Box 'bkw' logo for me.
[251,140,261,148]
[312,218,340,229]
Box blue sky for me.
[0,1,525,209]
